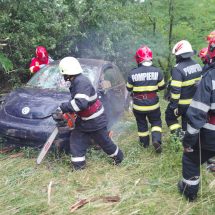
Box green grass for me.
[1,97,215,214]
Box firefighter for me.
[178,37,215,201]
[126,45,165,153]
[198,47,209,72]
[206,30,215,43]
[29,46,53,74]
[165,40,202,135]
[54,57,123,170]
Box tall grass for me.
[0,97,215,214]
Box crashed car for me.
[0,59,127,148]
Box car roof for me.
[51,58,113,68]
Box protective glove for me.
[174,108,179,116]
[60,102,71,114]
[52,107,63,122]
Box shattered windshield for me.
[27,63,99,91]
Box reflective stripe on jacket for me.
[170,58,202,109]
[62,74,107,131]
[183,63,215,150]
[126,64,165,112]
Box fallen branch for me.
[9,152,24,158]
[0,146,16,154]
[48,181,53,205]
[70,195,120,213]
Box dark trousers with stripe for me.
[133,108,162,147]
[69,127,123,169]
[165,104,188,132]
[182,143,215,197]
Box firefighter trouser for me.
[182,144,215,198]
[165,104,188,132]
[133,108,162,147]
[69,127,123,170]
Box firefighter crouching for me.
[53,57,124,170]
[165,40,202,135]
[178,38,215,201]
[126,45,165,153]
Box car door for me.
[98,64,126,128]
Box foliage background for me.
[0,0,215,90]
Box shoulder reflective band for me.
[182,77,201,87]
[75,93,97,101]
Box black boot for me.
[174,129,185,140]
[113,149,124,165]
[178,180,198,202]
[142,143,149,148]
[152,142,162,153]
[139,141,149,148]
[72,161,86,171]
[139,136,149,148]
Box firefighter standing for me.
[54,57,123,170]
[126,45,165,153]
[178,38,215,201]
[206,30,215,43]
[165,40,202,134]
[29,46,53,74]
[198,47,209,72]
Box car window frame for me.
[100,64,125,90]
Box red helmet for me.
[207,38,215,61]
[206,30,215,43]
[134,45,153,64]
[198,47,208,61]
[36,46,48,62]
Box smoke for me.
[66,21,168,80]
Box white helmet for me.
[172,40,194,58]
[59,57,83,75]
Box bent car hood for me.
[4,87,71,119]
